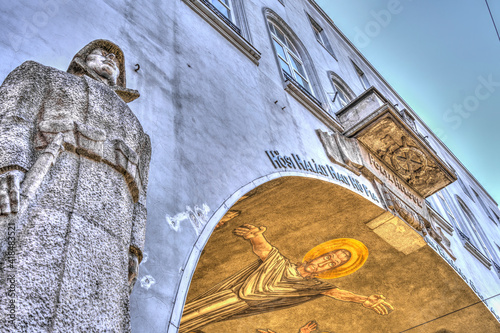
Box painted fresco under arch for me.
[181,176,500,333]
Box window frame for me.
[332,83,349,108]
[326,73,354,113]
[208,0,234,23]
[182,0,261,64]
[437,192,458,227]
[448,194,500,268]
[455,176,474,200]
[308,15,336,59]
[266,10,342,130]
[269,21,313,94]
[353,62,371,90]
[472,188,495,223]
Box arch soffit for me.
[167,170,382,331]
[166,173,497,332]
[263,8,325,103]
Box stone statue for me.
[0,40,151,332]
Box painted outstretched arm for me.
[233,224,272,261]
[322,288,394,315]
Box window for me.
[472,189,495,222]
[269,21,312,93]
[450,195,500,269]
[308,16,335,58]
[208,0,234,22]
[266,12,328,117]
[326,74,352,112]
[494,211,500,225]
[437,192,458,226]
[458,199,493,258]
[330,83,349,108]
[182,0,260,64]
[353,62,371,90]
[456,177,473,200]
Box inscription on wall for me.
[265,150,379,203]
[365,150,423,208]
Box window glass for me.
[273,40,286,59]
[437,193,457,225]
[327,81,350,112]
[274,26,287,45]
[294,75,307,89]
[269,21,313,93]
[473,189,494,221]
[313,27,325,45]
[290,56,306,77]
[459,201,493,257]
[268,22,275,34]
[210,0,232,20]
[308,15,335,57]
[287,39,298,54]
[353,63,370,90]
[360,72,370,89]
[278,58,291,74]
[334,83,349,107]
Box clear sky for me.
[315,0,500,204]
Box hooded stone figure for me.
[0,39,151,332]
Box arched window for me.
[352,62,371,90]
[331,82,350,108]
[327,72,354,112]
[437,192,458,227]
[268,21,312,93]
[456,196,497,263]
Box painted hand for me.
[233,224,267,239]
[0,170,24,215]
[362,294,394,315]
[299,321,318,333]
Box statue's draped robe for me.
[180,247,335,332]
[0,61,151,332]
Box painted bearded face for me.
[86,48,120,85]
[303,249,351,275]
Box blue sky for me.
[316,0,500,204]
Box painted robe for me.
[180,247,334,332]
[0,61,151,332]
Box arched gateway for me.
[168,172,500,333]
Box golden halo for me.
[302,238,368,279]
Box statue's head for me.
[85,48,121,86]
[68,39,125,87]
[67,39,139,102]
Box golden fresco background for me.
[183,177,500,332]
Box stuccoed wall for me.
[1,0,500,331]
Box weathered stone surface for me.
[316,129,364,174]
[337,88,456,198]
[365,211,427,255]
[0,40,151,332]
